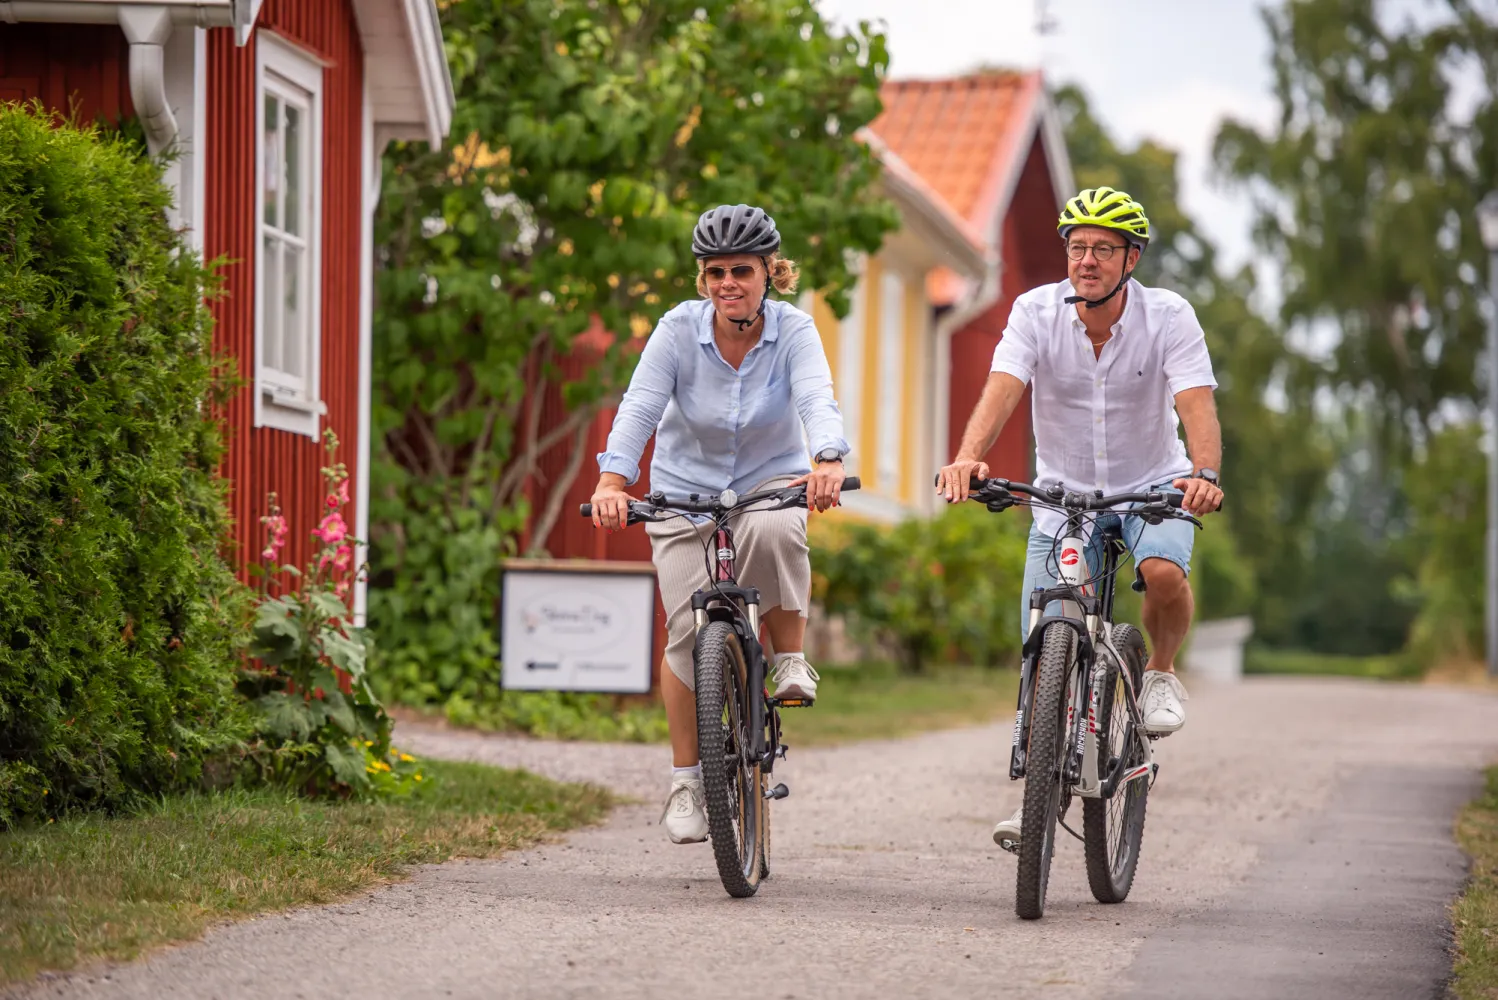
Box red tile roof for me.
[871,71,1043,231]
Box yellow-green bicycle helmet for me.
[1057,186,1151,249]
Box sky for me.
[813,0,1474,281]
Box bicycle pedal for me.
[763,783,790,800]
[770,697,814,708]
[998,838,1020,856]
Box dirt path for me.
[12,677,1496,1000]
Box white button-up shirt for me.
[990,278,1218,537]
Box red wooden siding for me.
[948,132,1066,482]
[206,1,365,576]
[0,24,133,123]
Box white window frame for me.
[254,33,325,438]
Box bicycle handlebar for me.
[580,476,862,525]
[938,475,1203,527]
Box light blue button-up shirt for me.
[597,298,850,498]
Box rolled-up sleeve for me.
[784,318,850,459]
[1163,302,1218,395]
[991,299,1039,383]
[597,319,678,485]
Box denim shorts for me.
[1018,483,1194,636]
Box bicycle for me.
[959,477,1201,920]
[580,476,861,898]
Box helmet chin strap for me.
[1065,262,1133,310]
[728,255,772,332]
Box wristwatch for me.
[814,447,844,465]
[1197,468,1219,486]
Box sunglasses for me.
[703,264,760,283]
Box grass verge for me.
[779,661,1019,747]
[0,760,611,987]
[1242,646,1422,680]
[1454,766,1498,1000]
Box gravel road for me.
[11,677,1497,1000]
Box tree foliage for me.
[1215,0,1498,456]
[368,0,897,710]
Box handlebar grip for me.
[1166,493,1183,509]
[842,476,861,492]
[579,503,593,518]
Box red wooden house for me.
[871,70,1075,482]
[2,0,454,620]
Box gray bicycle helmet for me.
[691,204,781,258]
[690,204,782,331]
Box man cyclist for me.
[935,186,1224,849]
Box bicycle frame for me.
[1010,509,1153,801]
[689,519,780,774]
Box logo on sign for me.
[1060,548,1081,567]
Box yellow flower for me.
[607,274,620,289]
[555,41,569,56]
[364,740,373,747]
[629,315,651,338]
[399,753,415,763]
[414,774,423,782]
[558,239,574,256]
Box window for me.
[255,34,324,436]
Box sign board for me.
[499,559,657,694]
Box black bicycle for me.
[961,477,1201,919]
[580,476,860,897]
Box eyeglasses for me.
[1065,241,1129,262]
[703,264,759,283]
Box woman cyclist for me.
[590,204,849,845]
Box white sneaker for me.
[771,654,820,701]
[660,777,709,843]
[1140,670,1188,734]
[993,805,1023,851]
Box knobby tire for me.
[693,621,762,898]
[1016,623,1074,920]
[1082,624,1150,903]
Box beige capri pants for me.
[645,476,811,690]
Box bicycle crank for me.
[763,783,789,800]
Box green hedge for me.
[810,502,1030,672]
[0,105,249,826]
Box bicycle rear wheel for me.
[1015,622,1075,920]
[694,620,763,898]
[1083,625,1150,903]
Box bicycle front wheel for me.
[693,621,763,898]
[1083,624,1150,903]
[1015,621,1075,920]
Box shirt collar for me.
[697,298,779,344]
[1069,278,1137,335]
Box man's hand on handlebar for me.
[589,474,635,531]
[1170,475,1223,517]
[936,458,990,504]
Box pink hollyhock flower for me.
[337,478,350,505]
[313,512,348,546]
[261,546,276,561]
[333,545,353,571]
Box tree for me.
[1214,0,1498,459]
[367,0,897,708]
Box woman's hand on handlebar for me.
[936,458,990,504]
[1171,475,1223,516]
[590,475,635,531]
[789,459,845,513]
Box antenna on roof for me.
[1035,0,1058,36]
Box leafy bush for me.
[810,503,1030,673]
[241,433,420,796]
[1403,423,1485,665]
[0,105,249,826]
